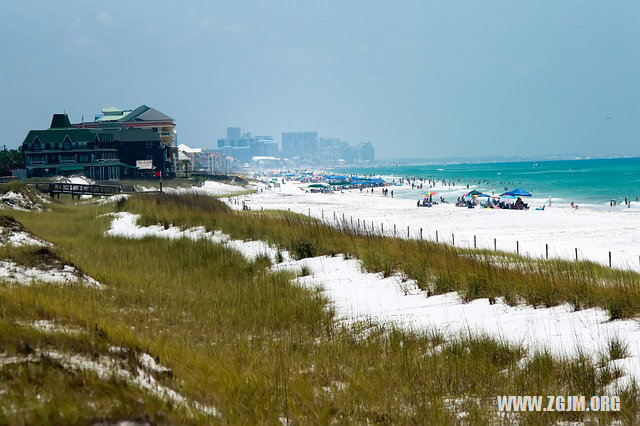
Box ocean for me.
[338,157,640,209]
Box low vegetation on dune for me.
[131,192,640,320]
[0,188,637,423]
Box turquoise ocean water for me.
[338,158,640,208]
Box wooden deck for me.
[30,182,140,198]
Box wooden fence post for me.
[609,251,612,268]
[420,228,423,239]
[494,238,497,251]
[516,241,519,255]
[546,244,548,259]
[436,230,439,243]
[407,226,410,238]
[452,233,455,246]
[575,248,578,262]
[474,235,476,249]
[394,224,396,235]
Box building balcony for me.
[25,148,118,154]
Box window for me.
[146,153,152,160]
[79,154,89,163]
[32,137,41,151]
[45,143,50,150]
[63,135,72,150]
[146,141,154,149]
[151,127,158,132]
[61,154,76,163]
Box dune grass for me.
[129,192,640,321]
[0,191,637,423]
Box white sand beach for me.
[233,181,640,271]
[106,207,640,389]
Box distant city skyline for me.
[1,1,639,160]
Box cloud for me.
[97,11,114,27]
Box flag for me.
[154,171,161,178]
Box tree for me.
[0,147,24,176]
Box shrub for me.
[292,240,316,260]
[299,266,311,277]
[607,337,629,360]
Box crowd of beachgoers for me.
[254,170,541,211]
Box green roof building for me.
[22,112,176,180]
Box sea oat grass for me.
[0,190,635,422]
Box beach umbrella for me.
[308,183,328,188]
[422,191,437,196]
[464,190,484,197]
[501,188,532,197]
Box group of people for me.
[454,196,529,210]
[610,197,637,208]
[417,195,449,207]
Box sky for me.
[1,1,638,159]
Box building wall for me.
[281,131,318,158]
[227,127,241,140]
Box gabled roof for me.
[97,106,132,122]
[178,143,201,153]
[120,105,174,123]
[102,106,124,113]
[22,128,96,145]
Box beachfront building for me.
[216,127,279,165]
[318,137,350,163]
[177,143,202,173]
[76,105,177,149]
[357,141,375,162]
[22,112,176,180]
[281,131,318,160]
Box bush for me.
[608,337,629,360]
[292,240,316,260]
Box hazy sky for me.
[1,1,638,159]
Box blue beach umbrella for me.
[501,188,532,197]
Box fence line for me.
[241,199,635,270]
